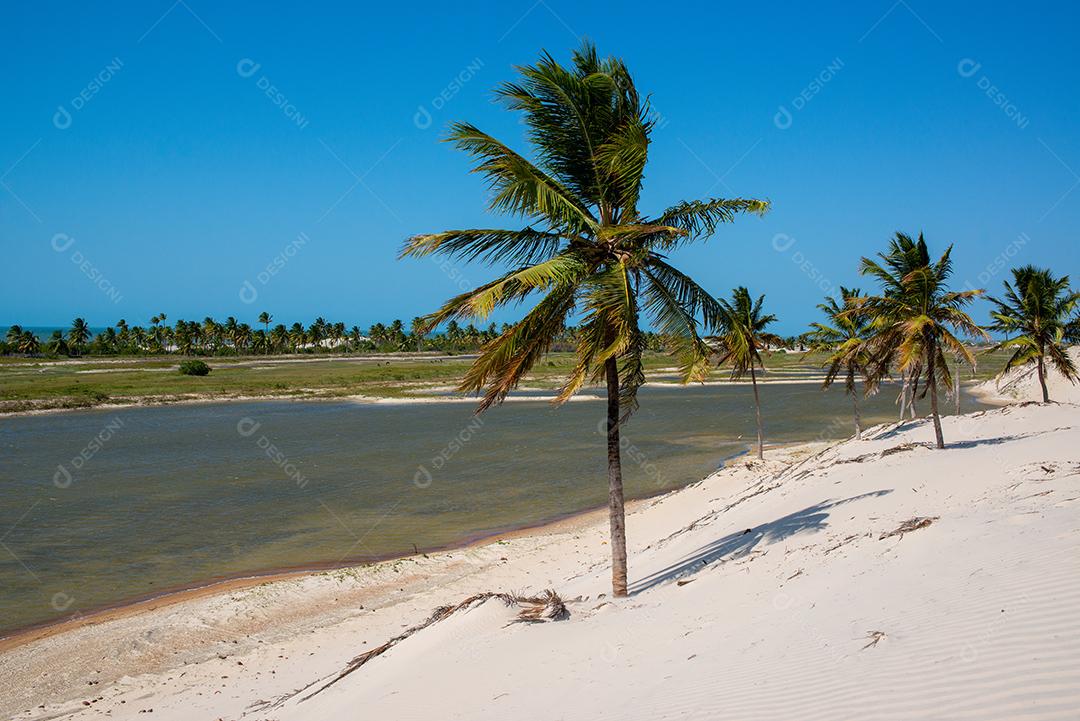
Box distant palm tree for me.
[258,312,272,353]
[236,323,253,353]
[17,330,40,355]
[402,42,768,596]
[68,317,91,356]
[348,325,364,351]
[116,319,130,351]
[46,330,70,356]
[99,326,118,354]
[986,266,1079,402]
[6,325,24,345]
[856,233,987,449]
[288,322,306,352]
[411,316,426,352]
[271,324,288,353]
[711,288,781,460]
[808,287,873,438]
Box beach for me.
[4,373,1078,719]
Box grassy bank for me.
[0,349,1011,414]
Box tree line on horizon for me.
[2,315,746,358]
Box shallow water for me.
[0,381,989,635]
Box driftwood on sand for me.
[279,590,569,704]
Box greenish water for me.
[0,382,990,635]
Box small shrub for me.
[178,359,211,376]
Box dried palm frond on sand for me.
[288,590,568,703]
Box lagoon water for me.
[0,382,990,635]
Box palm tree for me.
[99,326,118,354]
[986,266,1079,402]
[808,287,873,438]
[68,317,91,356]
[348,325,364,351]
[857,233,938,419]
[288,322,306,352]
[410,316,426,352]
[856,233,987,449]
[401,43,768,596]
[17,330,40,355]
[131,326,147,352]
[711,288,781,460]
[6,325,24,345]
[116,319,130,352]
[46,330,70,356]
[258,312,272,353]
[271,324,288,353]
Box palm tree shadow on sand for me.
[629,490,892,595]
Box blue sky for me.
[2,1,1078,334]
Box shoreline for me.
[0,501,614,651]
[0,443,756,651]
[0,375,961,418]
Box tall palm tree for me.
[410,316,426,352]
[857,233,987,449]
[401,42,768,597]
[858,233,938,418]
[711,288,781,460]
[258,312,273,353]
[808,287,873,438]
[116,319,131,352]
[68,317,91,356]
[6,325,24,345]
[986,266,1079,402]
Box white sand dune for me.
[4,402,1079,720]
[975,346,1080,404]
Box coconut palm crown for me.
[986,265,1079,402]
[400,42,768,595]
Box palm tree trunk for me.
[927,341,945,449]
[953,370,961,414]
[899,374,910,420]
[604,356,629,597]
[849,368,862,439]
[1037,352,1050,403]
[750,364,764,460]
[907,371,919,419]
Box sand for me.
[2,395,1079,719]
[973,347,1080,405]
